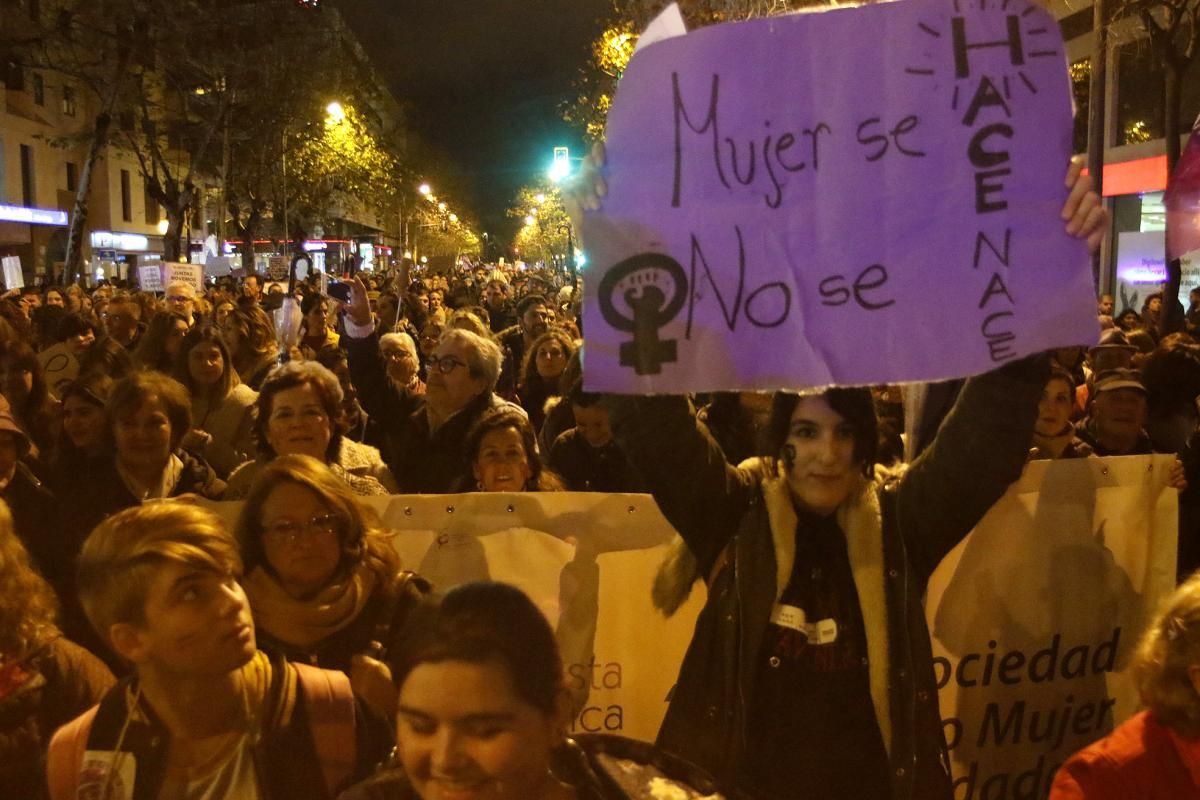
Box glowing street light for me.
[325,101,345,123]
[157,218,169,235]
[535,193,546,205]
[418,183,431,196]
[524,215,536,226]
[548,146,570,183]
[438,202,447,212]
[420,256,428,264]
[403,250,412,259]
[449,213,458,223]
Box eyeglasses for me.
[427,355,467,374]
[382,350,414,362]
[166,295,193,303]
[262,513,342,544]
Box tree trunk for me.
[61,112,112,285]
[163,211,186,262]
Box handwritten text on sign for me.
[581,0,1098,393]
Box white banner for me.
[162,261,204,293]
[926,455,1178,799]
[206,492,706,742]
[2,255,24,289]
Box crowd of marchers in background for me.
[3,218,1200,799]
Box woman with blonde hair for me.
[0,498,113,798]
[1051,572,1200,798]
[236,455,427,720]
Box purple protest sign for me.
[581,0,1098,393]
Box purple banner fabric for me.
[581,0,1098,394]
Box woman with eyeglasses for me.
[225,360,393,498]
[236,454,428,721]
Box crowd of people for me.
[0,148,1196,800]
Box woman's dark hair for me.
[0,342,51,418]
[54,373,115,465]
[300,293,329,317]
[55,311,99,343]
[1046,365,1076,393]
[395,582,562,715]
[519,329,575,395]
[251,360,343,460]
[174,324,238,398]
[133,311,191,372]
[766,388,878,478]
[463,407,563,491]
[107,372,193,452]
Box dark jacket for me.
[344,329,507,493]
[338,734,748,800]
[0,637,114,800]
[342,330,424,478]
[549,429,644,493]
[50,654,392,800]
[60,450,225,549]
[608,358,1047,800]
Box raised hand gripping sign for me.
[581,0,1098,394]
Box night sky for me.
[342,0,613,245]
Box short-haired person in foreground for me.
[46,503,393,800]
[338,581,742,800]
[1050,571,1200,799]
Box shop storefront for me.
[0,203,68,286]
[89,230,165,284]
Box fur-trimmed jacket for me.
[608,358,1048,800]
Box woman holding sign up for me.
[566,146,1109,800]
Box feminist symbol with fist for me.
[598,253,689,376]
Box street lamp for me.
[418,183,431,196]
[524,215,536,227]
[325,101,345,123]
[449,213,458,223]
[438,202,447,212]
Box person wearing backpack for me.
[46,502,393,800]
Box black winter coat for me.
[609,358,1047,800]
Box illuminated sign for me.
[90,231,150,251]
[1116,231,1168,284]
[0,204,68,226]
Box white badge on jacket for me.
[769,603,839,644]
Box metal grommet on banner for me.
[403,507,413,516]
[1101,467,1109,476]
[768,656,781,668]
[506,504,515,513]
[437,534,449,546]
[627,505,636,513]
[1148,463,1154,471]
[446,505,455,514]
